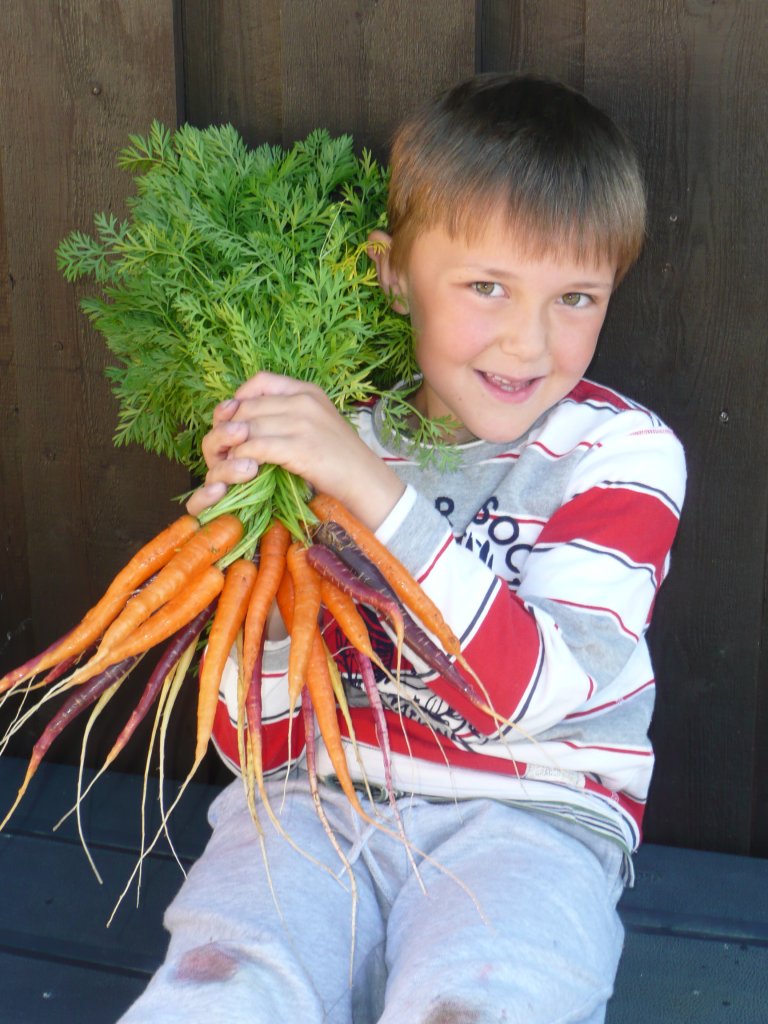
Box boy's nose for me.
[496,307,548,360]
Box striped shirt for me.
[213,378,686,876]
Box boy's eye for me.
[472,281,501,297]
[560,291,590,307]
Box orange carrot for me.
[104,602,217,769]
[284,576,430,878]
[94,514,243,665]
[67,565,226,686]
[195,558,257,763]
[275,570,295,635]
[0,515,200,694]
[100,515,200,601]
[304,626,367,819]
[242,520,291,693]
[319,577,383,669]
[310,493,462,658]
[285,543,322,710]
[276,573,363,818]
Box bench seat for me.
[1,758,765,1022]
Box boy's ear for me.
[366,229,409,314]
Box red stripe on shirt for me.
[537,486,679,584]
[211,699,305,773]
[348,708,648,829]
[417,531,454,585]
[569,379,637,412]
[565,680,655,719]
[547,596,640,642]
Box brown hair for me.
[387,74,646,285]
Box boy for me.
[120,74,686,1024]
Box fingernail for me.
[233,458,257,475]
[222,419,248,437]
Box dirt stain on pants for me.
[174,943,241,984]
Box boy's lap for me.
[118,781,623,1024]
[377,800,623,1024]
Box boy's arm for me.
[374,423,686,739]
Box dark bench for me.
[1,758,765,1023]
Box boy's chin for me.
[455,417,538,446]
[445,423,479,445]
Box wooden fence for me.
[1,0,767,857]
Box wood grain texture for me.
[0,152,32,676]
[279,0,476,158]
[0,2,190,758]
[180,0,284,146]
[584,0,768,854]
[478,0,586,86]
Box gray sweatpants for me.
[118,775,626,1024]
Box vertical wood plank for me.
[279,0,476,157]
[0,154,32,674]
[478,0,586,85]
[583,0,768,854]
[180,0,284,146]
[0,2,189,758]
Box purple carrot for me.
[305,542,406,649]
[0,629,76,695]
[0,654,139,830]
[314,521,400,602]
[313,522,484,706]
[37,656,140,762]
[40,644,97,687]
[355,651,395,799]
[104,600,217,765]
[244,642,264,781]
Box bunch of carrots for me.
[0,126,500,923]
[0,494,489,841]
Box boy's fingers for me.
[206,457,259,485]
[186,452,260,516]
[234,371,320,401]
[186,481,227,517]
[201,420,250,466]
[211,398,240,424]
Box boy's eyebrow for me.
[562,280,615,291]
[462,264,615,290]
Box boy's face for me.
[379,218,616,444]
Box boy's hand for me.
[185,396,248,517]
[186,372,405,532]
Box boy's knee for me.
[421,998,507,1024]
[173,942,241,983]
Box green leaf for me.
[56,123,437,552]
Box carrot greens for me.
[55,122,450,552]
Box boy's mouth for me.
[479,370,540,395]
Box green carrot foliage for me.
[56,123,451,554]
